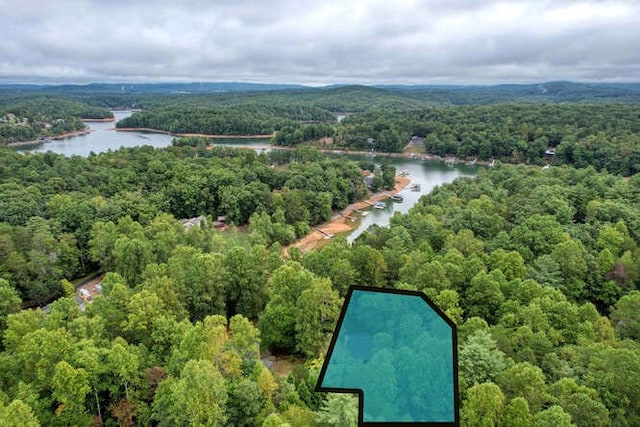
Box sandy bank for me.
[51,129,92,140]
[288,176,411,254]
[81,117,115,122]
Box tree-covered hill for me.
[3,80,640,103]
[0,142,639,424]
[330,103,640,174]
[0,96,113,120]
[115,104,336,135]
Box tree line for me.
[338,104,640,172]
[116,104,336,136]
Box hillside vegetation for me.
[1,85,640,425]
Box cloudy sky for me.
[1,0,639,85]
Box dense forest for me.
[116,105,336,135]
[273,103,640,175]
[329,103,640,174]
[1,137,640,424]
[3,80,640,103]
[1,85,640,425]
[0,145,370,307]
[344,164,640,426]
[3,86,640,174]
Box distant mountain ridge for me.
[1,80,640,104]
[0,82,309,94]
[1,80,639,93]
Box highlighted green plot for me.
[316,286,459,426]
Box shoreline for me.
[99,129,492,166]
[51,129,92,140]
[81,117,115,123]
[114,127,274,139]
[6,129,92,147]
[287,176,411,254]
[309,146,496,166]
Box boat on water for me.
[399,169,410,176]
[410,183,421,191]
[466,158,477,166]
[390,194,403,202]
[374,201,386,209]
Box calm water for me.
[16,110,269,156]
[15,111,477,240]
[345,156,477,242]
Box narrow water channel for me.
[342,156,477,242]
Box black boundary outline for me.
[315,285,460,427]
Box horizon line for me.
[1,79,640,88]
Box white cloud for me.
[0,0,638,84]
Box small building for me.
[181,215,207,230]
[361,170,375,187]
[212,216,228,229]
[79,288,91,301]
[411,136,425,146]
[75,273,105,312]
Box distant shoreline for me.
[6,129,92,147]
[81,117,115,122]
[114,127,274,139]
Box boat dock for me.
[312,227,334,239]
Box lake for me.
[15,111,477,241]
[344,156,477,242]
[16,110,270,156]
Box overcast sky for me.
[1,0,639,85]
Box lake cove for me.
[288,155,477,252]
[15,110,270,157]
